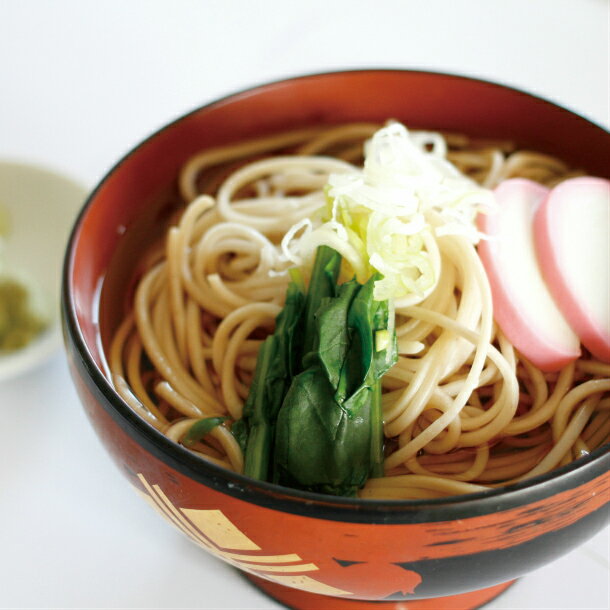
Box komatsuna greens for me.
[235,245,397,496]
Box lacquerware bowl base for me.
[246,573,516,609]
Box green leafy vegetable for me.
[238,281,305,481]
[237,245,397,496]
[183,417,229,447]
[274,272,397,495]
[301,245,342,361]
[273,366,374,496]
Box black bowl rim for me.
[62,68,610,523]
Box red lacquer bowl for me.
[62,70,610,610]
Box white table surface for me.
[0,1,608,609]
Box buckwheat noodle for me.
[107,123,609,499]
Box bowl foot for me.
[246,574,516,609]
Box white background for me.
[0,1,608,609]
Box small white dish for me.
[0,160,88,382]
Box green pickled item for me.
[0,278,48,353]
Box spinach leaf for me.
[274,271,396,495]
[240,336,276,480]
[301,245,342,362]
[273,366,374,496]
[316,280,360,393]
[237,245,397,496]
[238,282,305,481]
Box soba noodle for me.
[107,123,608,499]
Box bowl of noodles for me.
[62,70,609,610]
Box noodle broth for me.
[99,185,180,358]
